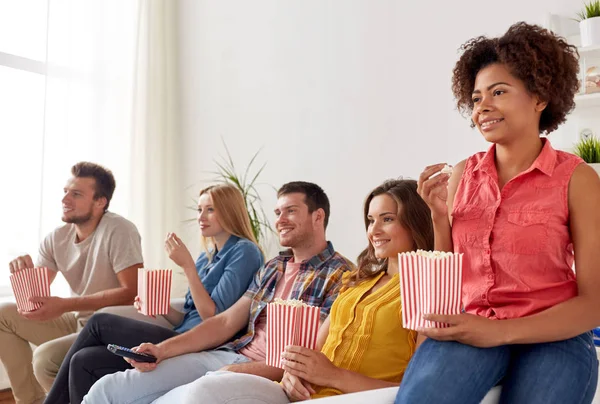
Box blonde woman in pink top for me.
[396,22,600,404]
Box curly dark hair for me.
[451,22,579,134]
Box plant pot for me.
[589,163,600,176]
[580,17,600,47]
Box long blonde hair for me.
[199,184,263,260]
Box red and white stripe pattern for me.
[137,269,172,316]
[266,302,320,368]
[9,267,51,312]
[399,251,463,331]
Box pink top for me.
[238,261,301,361]
[452,139,582,319]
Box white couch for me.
[303,349,600,404]
[96,297,187,329]
[99,303,600,404]
[303,386,502,404]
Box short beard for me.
[62,211,93,225]
[281,231,311,249]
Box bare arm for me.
[303,315,398,393]
[424,164,600,346]
[415,333,427,350]
[159,296,252,359]
[283,316,400,394]
[501,163,600,343]
[224,316,331,382]
[183,262,216,319]
[283,345,398,395]
[315,316,331,350]
[62,263,141,311]
[166,233,217,320]
[221,362,284,381]
[417,161,465,253]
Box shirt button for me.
[488,274,493,280]
[481,294,486,299]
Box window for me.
[0,1,48,295]
[1,1,142,298]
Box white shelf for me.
[575,93,600,108]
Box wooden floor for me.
[0,389,15,404]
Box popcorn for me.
[137,269,172,316]
[10,267,51,312]
[271,298,312,308]
[414,249,455,259]
[440,164,453,175]
[399,251,463,330]
[266,300,320,368]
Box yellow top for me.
[312,271,417,398]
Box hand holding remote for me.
[128,342,163,372]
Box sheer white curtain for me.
[130,1,183,285]
[40,0,181,295]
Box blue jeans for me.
[81,348,250,404]
[44,313,179,404]
[395,332,598,404]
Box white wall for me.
[176,0,590,262]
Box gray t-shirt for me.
[36,212,143,321]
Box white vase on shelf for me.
[580,17,600,47]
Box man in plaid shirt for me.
[81,181,354,404]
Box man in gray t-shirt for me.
[0,162,143,404]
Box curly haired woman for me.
[395,22,600,404]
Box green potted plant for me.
[573,134,600,175]
[577,0,600,47]
[210,140,275,248]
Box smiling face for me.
[274,192,321,248]
[471,63,547,144]
[61,177,105,224]
[367,194,414,259]
[197,192,226,239]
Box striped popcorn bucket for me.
[399,251,463,331]
[9,267,51,312]
[137,269,172,316]
[265,303,321,368]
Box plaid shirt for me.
[221,241,354,352]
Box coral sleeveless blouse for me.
[452,139,583,319]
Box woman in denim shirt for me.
[44,184,264,404]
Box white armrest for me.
[170,297,186,313]
[95,305,173,329]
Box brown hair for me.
[71,162,116,211]
[350,179,433,285]
[451,22,579,134]
[277,181,330,229]
[199,184,263,259]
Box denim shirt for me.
[173,235,264,333]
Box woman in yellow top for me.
[164,179,434,403]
